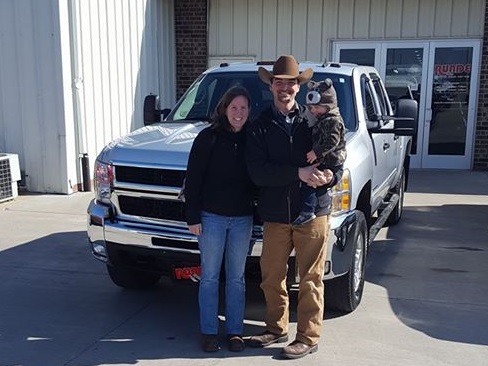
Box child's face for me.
[307,104,329,118]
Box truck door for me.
[361,75,394,200]
[370,74,399,184]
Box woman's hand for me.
[188,223,202,236]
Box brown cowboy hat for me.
[258,55,313,85]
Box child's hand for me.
[306,150,317,164]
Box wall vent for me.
[0,153,21,203]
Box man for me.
[246,55,343,359]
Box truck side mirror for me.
[393,98,418,136]
[143,94,162,125]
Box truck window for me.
[360,75,377,121]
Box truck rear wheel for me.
[106,264,161,289]
[326,211,367,313]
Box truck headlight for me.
[330,168,351,216]
[94,161,113,203]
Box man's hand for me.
[298,165,333,188]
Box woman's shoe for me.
[201,334,220,352]
[228,335,245,352]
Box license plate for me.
[173,265,201,281]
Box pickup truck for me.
[87,61,417,313]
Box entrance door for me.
[333,40,481,169]
[422,41,480,169]
[380,43,428,169]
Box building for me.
[0,0,487,194]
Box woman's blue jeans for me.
[198,211,253,336]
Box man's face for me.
[270,78,300,106]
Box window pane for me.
[429,47,472,155]
[339,49,375,67]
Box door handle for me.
[383,142,390,151]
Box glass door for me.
[422,41,480,169]
[380,43,429,169]
[332,40,481,169]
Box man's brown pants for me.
[260,216,329,345]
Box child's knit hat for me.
[306,78,337,109]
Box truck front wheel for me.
[326,211,367,313]
[106,264,161,289]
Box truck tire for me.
[326,211,367,313]
[384,167,405,226]
[106,264,161,289]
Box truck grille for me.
[114,166,186,221]
[115,166,185,187]
[118,195,185,221]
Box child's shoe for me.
[292,212,316,225]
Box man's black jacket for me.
[246,105,342,224]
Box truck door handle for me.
[383,142,390,151]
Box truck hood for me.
[98,121,209,168]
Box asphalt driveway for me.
[0,169,487,366]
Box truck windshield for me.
[166,71,356,131]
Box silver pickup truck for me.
[87,61,417,313]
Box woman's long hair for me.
[211,85,251,131]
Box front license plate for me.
[173,265,201,281]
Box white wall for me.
[208,0,485,63]
[73,0,175,193]
[0,0,73,193]
[0,0,175,193]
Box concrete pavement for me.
[0,169,487,366]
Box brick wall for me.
[474,3,488,170]
[174,0,208,99]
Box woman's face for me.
[226,95,249,132]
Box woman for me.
[185,86,255,353]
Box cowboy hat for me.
[258,55,313,85]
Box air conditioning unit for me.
[0,153,21,203]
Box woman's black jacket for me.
[185,125,255,225]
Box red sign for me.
[174,266,201,280]
[435,63,471,75]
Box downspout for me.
[67,0,90,191]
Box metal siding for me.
[354,0,371,39]
[451,0,469,36]
[0,0,69,193]
[233,0,249,55]
[0,0,175,193]
[75,0,174,193]
[337,0,354,38]
[306,0,325,62]
[247,0,263,59]
[321,0,340,59]
[401,0,420,38]
[209,0,484,63]
[370,0,387,38]
[208,0,218,55]
[262,0,278,58]
[277,0,293,54]
[418,1,436,37]
[290,0,307,56]
[385,0,402,37]
[217,1,233,55]
[468,0,485,37]
[434,0,453,37]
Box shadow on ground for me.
[366,202,488,346]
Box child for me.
[293,78,347,225]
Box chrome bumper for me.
[87,199,358,279]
